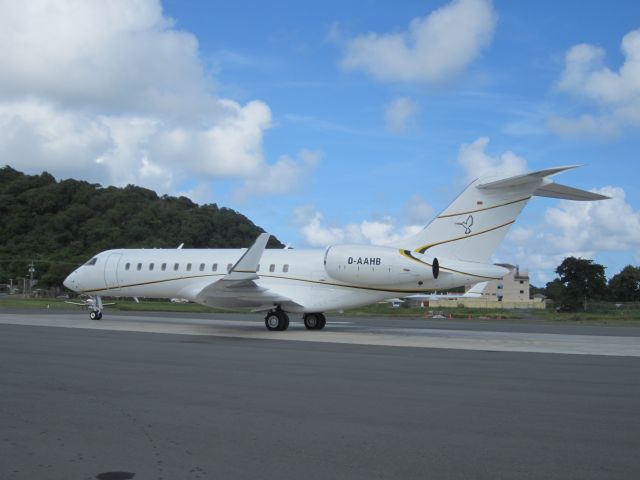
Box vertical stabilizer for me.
[394,166,607,263]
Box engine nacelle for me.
[324,244,439,287]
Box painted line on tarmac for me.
[1,313,639,357]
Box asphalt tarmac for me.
[1,311,640,479]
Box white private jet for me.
[63,166,607,330]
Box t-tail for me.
[396,166,609,263]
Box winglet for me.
[224,233,270,281]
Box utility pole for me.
[28,261,35,297]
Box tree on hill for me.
[0,166,283,288]
[608,265,640,302]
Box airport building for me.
[476,264,530,302]
[428,264,545,309]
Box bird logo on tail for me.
[455,215,473,234]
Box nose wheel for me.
[303,313,326,330]
[264,307,289,331]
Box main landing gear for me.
[264,307,290,331]
[303,313,326,330]
[89,310,103,320]
[263,308,327,331]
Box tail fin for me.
[396,165,609,263]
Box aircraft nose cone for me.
[63,271,77,291]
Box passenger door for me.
[104,253,122,290]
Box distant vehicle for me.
[64,166,608,330]
[555,304,573,312]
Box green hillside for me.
[0,166,282,287]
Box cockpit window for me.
[84,257,98,266]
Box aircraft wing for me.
[64,299,116,308]
[193,233,303,310]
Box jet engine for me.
[323,244,439,286]
[324,244,509,290]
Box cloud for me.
[549,29,640,137]
[406,193,435,224]
[0,0,210,116]
[543,186,640,254]
[384,97,419,133]
[0,0,309,197]
[498,185,640,283]
[234,150,321,201]
[339,0,497,84]
[293,200,428,248]
[457,137,528,182]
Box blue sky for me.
[1,0,639,284]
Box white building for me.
[473,264,530,302]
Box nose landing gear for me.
[89,295,103,320]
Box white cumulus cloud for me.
[339,0,497,84]
[235,150,321,201]
[498,186,640,283]
[549,28,640,137]
[457,137,528,182]
[384,97,419,133]
[293,199,429,248]
[0,0,312,197]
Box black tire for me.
[304,313,320,330]
[89,311,98,320]
[318,313,326,330]
[265,311,287,331]
[97,312,103,320]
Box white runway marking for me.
[1,313,640,357]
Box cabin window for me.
[174,263,179,271]
[520,290,524,294]
[161,263,166,271]
[149,263,154,271]
[186,263,192,271]
[227,263,232,272]
[84,257,98,266]
[137,263,142,271]
[269,264,275,272]
[199,263,205,272]
[125,263,130,271]
[212,263,218,272]
[283,264,289,273]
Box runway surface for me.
[2,310,640,479]
[1,309,640,356]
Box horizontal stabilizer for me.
[477,165,580,190]
[534,182,610,201]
